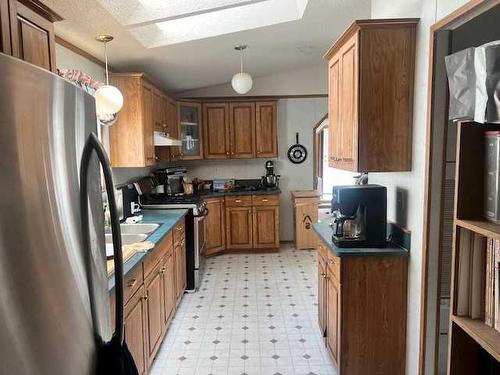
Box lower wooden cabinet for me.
[318,254,327,338]
[174,239,186,300]
[145,262,165,364]
[205,197,225,255]
[226,206,253,249]
[325,267,340,369]
[162,253,176,325]
[316,238,408,375]
[252,205,279,249]
[111,224,186,374]
[124,285,148,375]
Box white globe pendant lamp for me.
[231,45,253,95]
[94,35,123,120]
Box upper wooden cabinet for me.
[229,102,255,158]
[203,102,230,159]
[325,18,417,172]
[109,73,159,167]
[1,0,61,71]
[255,101,278,158]
[203,100,278,160]
[177,101,203,160]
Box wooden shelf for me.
[455,218,500,240]
[451,315,500,362]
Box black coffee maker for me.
[330,184,387,248]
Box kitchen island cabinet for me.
[314,221,408,375]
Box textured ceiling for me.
[42,0,371,93]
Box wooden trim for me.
[323,18,419,60]
[419,1,498,374]
[55,36,107,68]
[181,94,326,101]
[18,0,62,22]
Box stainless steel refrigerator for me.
[0,53,111,374]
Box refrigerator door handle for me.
[80,132,125,345]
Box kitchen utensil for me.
[287,132,307,164]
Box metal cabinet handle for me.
[127,279,137,288]
[160,267,166,274]
[262,198,268,202]
[320,272,326,278]
[142,294,148,301]
[235,199,242,203]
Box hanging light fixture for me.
[94,35,123,121]
[231,45,253,95]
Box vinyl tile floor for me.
[150,244,336,375]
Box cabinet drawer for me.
[173,219,185,245]
[327,254,341,282]
[144,232,172,277]
[225,195,252,207]
[124,264,144,304]
[252,194,279,206]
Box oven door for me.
[194,213,206,270]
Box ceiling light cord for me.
[240,49,243,73]
[104,41,109,85]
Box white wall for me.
[369,1,468,374]
[177,64,327,97]
[55,44,106,83]
[181,98,328,241]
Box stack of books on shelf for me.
[457,229,500,331]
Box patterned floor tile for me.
[150,245,334,375]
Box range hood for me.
[154,131,182,146]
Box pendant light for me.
[94,35,123,120]
[231,45,253,94]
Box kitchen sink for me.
[105,233,148,245]
[105,223,160,235]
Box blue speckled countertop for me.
[108,209,188,291]
[313,220,409,257]
[200,188,281,197]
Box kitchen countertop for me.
[108,209,188,291]
[313,220,409,257]
[199,188,281,197]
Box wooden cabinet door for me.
[252,205,279,249]
[10,1,56,72]
[156,94,171,163]
[0,0,11,54]
[226,207,253,249]
[163,254,175,325]
[255,101,277,158]
[205,198,225,254]
[328,52,341,168]
[229,102,255,158]
[142,83,156,166]
[145,265,165,363]
[124,286,148,375]
[174,241,186,300]
[338,34,358,171]
[152,89,163,131]
[318,257,327,337]
[203,102,229,159]
[326,272,341,369]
